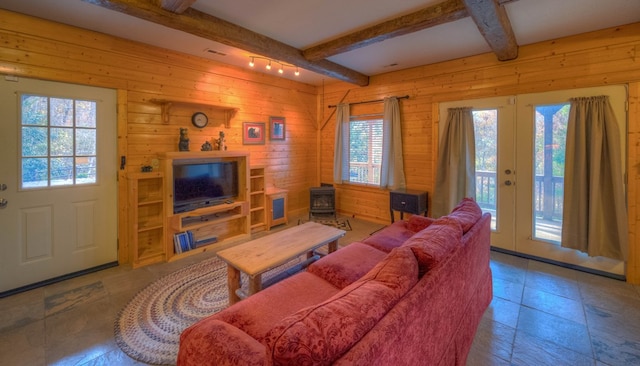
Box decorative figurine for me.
[201,140,213,151]
[215,131,227,151]
[178,128,190,151]
[141,165,153,172]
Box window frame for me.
[19,93,99,190]
[345,115,383,187]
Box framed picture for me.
[269,116,286,141]
[243,122,265,145]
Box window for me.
[348,118,382,185]
[20,94,98,188]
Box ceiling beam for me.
[303,0,519,62]
[462,0,518,60]
[82,0,370,85]
[158,0,196,14]
[303,0,468,61]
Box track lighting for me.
[247,56,300,76]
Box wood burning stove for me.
[309,186,336,220]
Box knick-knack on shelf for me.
[201,140,213,151]
[178,128,190,151]
[215,131,227,151]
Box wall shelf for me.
[151,99,238,127]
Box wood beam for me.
[158,0,196,14]
[303,0,468,61]
[82,0,370,86]
[462,0,518,60]
[303,0,518,62]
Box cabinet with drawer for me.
[389,189,428,223]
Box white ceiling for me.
[1,0,639,86]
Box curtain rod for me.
[328,95,409,108]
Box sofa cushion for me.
[403,216,463,276]
[307,242,388,289]
[407,215,436,232]
[362,220,415,253]
[211,272,340,341]
[448,198,482,233]
[265,246,419,365]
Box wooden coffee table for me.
[217,221,346,305]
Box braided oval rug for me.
[114,256,299,365]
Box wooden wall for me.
[0,10,318,264]
[2,9,639,282]
[319,23,640,283]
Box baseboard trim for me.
[0,261,119,298]
[490,247,626,282]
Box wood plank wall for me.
[1,9,639,282]
[319,23,640,283]
[0,10,318,265]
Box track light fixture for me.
[248,56,300,77]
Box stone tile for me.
[0,287,44,332]
[79,348,144,365]
[590,327,640,366]
[524,270,581,301]
[580,286,640,317]
[511,331,595,366]
[522,286,586,325]
[469,316,516,362]
[517,306,592,357]
[584,304,640,342]
[527,259,580,281]
[485,296,521,329]
[45,297,118,365]
[101,268,158,296]
[0,318,46,366]
[493,276,525,303]
[490,251,528,284]
[44,281,107,317]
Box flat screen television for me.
[173,160,238,213]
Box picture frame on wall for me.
[269,116,286,141]
[243,122,266,145]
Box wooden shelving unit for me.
[162,151,251,262]
[128,172,166,268]
[249,166,266,232]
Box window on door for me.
[347,118,383,185]
[533,104,569,244]
[20,94,98,189]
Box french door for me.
[440,85,627,276]
[0,77,118,294]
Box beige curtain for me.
[562,96,628,260]
[380,97,406,190]
[333,103,350,184]
[432,107,476,217]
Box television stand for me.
[162,151,251,263]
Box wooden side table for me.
[390,189,428,223]
[266,188,288,230]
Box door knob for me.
[505,169,512,175]
[505,180,513,186]
[0,198,7,208]
[0,183,6,191]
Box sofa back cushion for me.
[406,215,436,233]
[403,216,463,276]
[448,198,482,233]
[265,246,419,365]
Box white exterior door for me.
[0,76,118,294]
[440,85,627,276]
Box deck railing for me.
[475,171,564,220]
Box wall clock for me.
[191,112,208,128]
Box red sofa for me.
[177,198,492,365]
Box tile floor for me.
[1,215,640,365]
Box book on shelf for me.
[174,231,193,254]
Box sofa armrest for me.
[177,319,268,366]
